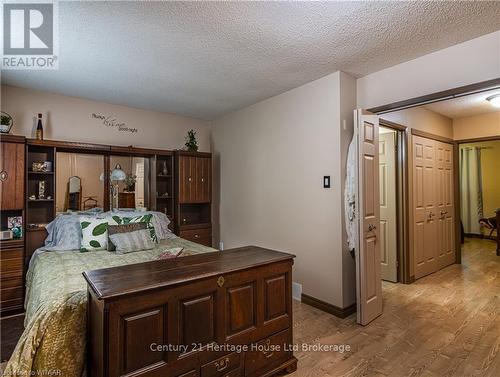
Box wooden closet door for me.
[0,142,25,210]
[194,157,203,202]
[187,156,196,202]
[179,156,193,203]
[412,135,438,279]
[201,157,211,203]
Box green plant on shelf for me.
[184,129,198,152]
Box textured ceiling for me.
[2,1,500,120]
[424,88,500,119]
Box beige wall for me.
[212,71,357,308]
[453,112,500,140]
[382,107,453,139]
[1,85,211,151]
[357,31,500,110]
[460,140,500,217]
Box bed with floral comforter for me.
[2,237,216,377]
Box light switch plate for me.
[323,176,330,188]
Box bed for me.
[2,212,216,377]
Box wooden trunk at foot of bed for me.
[83,246,298,377]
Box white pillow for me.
[80,217,109,251]
[109,229,155,254]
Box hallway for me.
[291,238,499,377]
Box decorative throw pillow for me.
[156,247,184,260]
[80,218,109,251]
[107,222,147,251]
[112,214,158,243]
[109,229,155,254]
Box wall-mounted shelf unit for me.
[153,153,174,222]
[174,151,212,247]
[25,141,56,267]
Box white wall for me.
[1,85,211,151]
[212,71,356,308]
[453,111,500,140]
[357,31,500,110]
[339,72,357,307]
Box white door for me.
[412,135,438,279]
[355,109,383,326]
[379,131,398,282]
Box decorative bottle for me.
[36,113,44,140]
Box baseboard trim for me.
[301,294,356,319]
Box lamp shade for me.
[110,164,126,181]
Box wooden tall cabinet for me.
[174,151,212,247]
[0,134,26,316]
[0,135,25,210]
[411,135,455,280]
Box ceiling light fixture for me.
[486,94,500,108]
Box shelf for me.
[156,196,172,199]
[28,171,54,175]
[26,227,47,232]
[157,175,172,178]
[28,199,54,203]
[0,238,24,245]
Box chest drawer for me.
[0,252,23,278]
[0,247,23,260]
[1,285,23,301]
[201,352,241,377]
[180,228,212,247]
[177,370,199,377]
[1,275,23,288]
[245,330,291,376]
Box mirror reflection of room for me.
[56,153,105,213]
[109,156,149,210]
[460,140,500,240]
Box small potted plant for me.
[184,129,198,152]
[123,174,137,192]
[0,112,13,134]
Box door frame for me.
[379,119,410,283]
[368,78,500,274]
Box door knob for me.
[0,171,7,181]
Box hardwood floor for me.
[291,238,499,377]
[0,314,24,363]
[1,239,497,376]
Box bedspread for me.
[2,238,216,377]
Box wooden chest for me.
[84,246,297,377]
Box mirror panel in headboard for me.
[56,152,105,213]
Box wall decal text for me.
[91,113,138,134]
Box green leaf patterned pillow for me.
[121,214,158,243]
[80,218,109,251]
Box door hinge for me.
[396,260,399,268]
